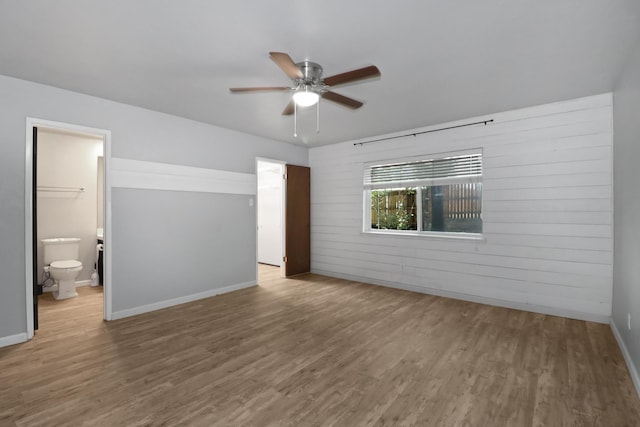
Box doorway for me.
[255,158,311,279]
[256,159,285,277]
[25,119,112,339]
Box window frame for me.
[362,149,484,239]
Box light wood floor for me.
[1,266,639,426]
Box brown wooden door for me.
[285,164,310,276]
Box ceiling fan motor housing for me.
[296,61,326,90]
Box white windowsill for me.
[362,229,486,242]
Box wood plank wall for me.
[309,94,613,322]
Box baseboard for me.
[111,281,256,320]
[0,332,28,349]
[610,320,640,399]
[75,279,92,287]
[42,279,93,293]
[311,269,610,324]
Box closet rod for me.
[37,185,85,192]
[353,119,494,147]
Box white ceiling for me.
[1,1,639,147]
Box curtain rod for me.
[353,119,494,147]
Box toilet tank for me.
[42,238,81,264]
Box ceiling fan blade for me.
[282,101,295,115]
[322,91,364,109]
[269,52,303,80]
[229,86,290,93]
[323,65,381,87]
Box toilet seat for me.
[50,260,82,269]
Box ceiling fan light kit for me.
[292,86,320,107]
[230,52,380,138]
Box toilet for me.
[42,237,83,300]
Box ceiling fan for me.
[230,52,381,116]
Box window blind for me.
[364,153,482,189]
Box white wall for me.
[257,161,283,266]
[613,39,640,394]
[37,128,102,283]
[97,156,104,230]
[310,94,613,323]
[0,74,308,345]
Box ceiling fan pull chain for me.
[294,101,298,137]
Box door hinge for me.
[283,173,287,180]
[283,256,288,262]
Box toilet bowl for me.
[41,237,83,300]
[48,260,83,300]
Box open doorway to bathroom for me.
[26,119,111,339]
[256,159,285,279]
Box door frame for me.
[255,157,286,279]
[25,118,113,339]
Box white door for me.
[257,161,284,266]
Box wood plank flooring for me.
[1,265,639,426]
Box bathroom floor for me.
[37,285,104,334]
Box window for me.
[364,150,483,236]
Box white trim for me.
[610,320,640,399]
[25,123,34,339]
[0,333,28,349]
[111,158,256,195]
[103,129,113,320]
[25,118,113,338]
[111,281,256,320]
[311,269,611,324]
[42,280,93,293]
[362,229,485,241]
[75,280,92,287]
[42,280,91,292]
